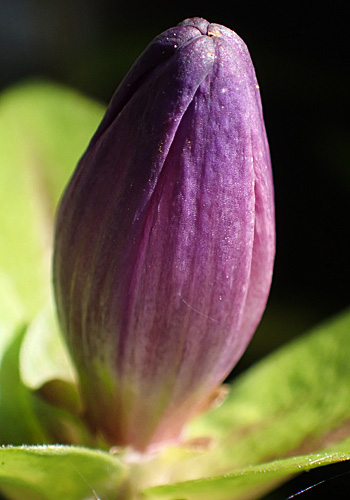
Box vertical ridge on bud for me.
[53,17,275,451]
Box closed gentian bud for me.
[53,17,275,451]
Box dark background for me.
[0,1,349,498]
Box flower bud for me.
[53,17,275,451]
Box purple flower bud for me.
[53,17,275,451]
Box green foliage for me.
[187,309,350,469]
[142,451,350,500]
[0,326,49,445]
[0,446,128,500]
[0,80,104,321]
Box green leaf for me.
[186,308,350,467]
[0,81,104,319]
[0,445,129,500]
[0,326,49,445]
[0,80,105,410]
[0,273,25,356]
[142,450,350,500]
[0,320,94,447]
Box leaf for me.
[186,308,350,467]
[0,273,24,356]
[142,449,350,500]
[0,326,50,445]
[0,80,105,412]
[0,80,104,319]
[0,321,95,447]
[0,445,129,500]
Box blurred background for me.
[0,1,349,498]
